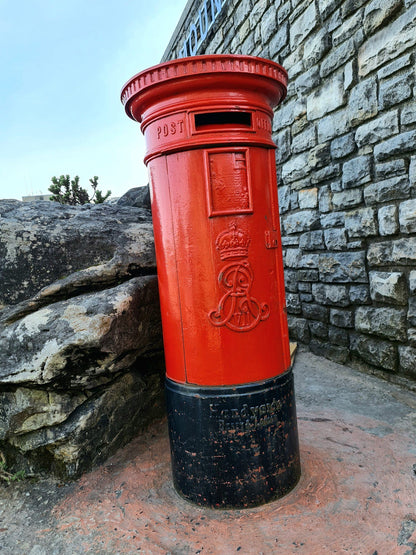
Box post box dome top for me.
[121,55,288,122]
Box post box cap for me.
[121,55,288,122]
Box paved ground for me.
[1,348,416,554]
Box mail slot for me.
[121,55,301,508]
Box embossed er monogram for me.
[208,222,270,332]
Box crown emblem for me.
[215,222,250,260]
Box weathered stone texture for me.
[345,207,377,237]
[355,307,407,341]
[355,111,399,147]
[379,72,414,110]
[348,78,378,126]
[283,210,320,234]
[342,156,371,188]
[307,74,345,120]
[350,333,397,370]
[358,5,416,76]
[0,197,164,478]
[369,271,407,304]
[378,204,399,236]
[398,346,416,376]
[166,0,416,381]
[364,176,410,205]
[399,199,416,233]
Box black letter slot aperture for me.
[195,111,252,128]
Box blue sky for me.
[0,0,187,200]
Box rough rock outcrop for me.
[0,193,164,478]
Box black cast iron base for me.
[166,370,301,508]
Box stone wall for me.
[163,0,416,383]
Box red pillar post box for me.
[121,55,300,508]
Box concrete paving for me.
[1,348,416,554]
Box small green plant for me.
[0,452,26,483]
[49,175,111,205]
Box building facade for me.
[163,0,416,385]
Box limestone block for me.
[402,105,416,127]
[378,204,399,236]
[329,325,349,346]
[319,186,333,213]
[317,109,350,142]
[349,284,371,304]
[302,302,329,322]
[269,22,288,57]
[295,66,321,94]
[408,297,416,326]
[330,133,356,160]
[399,345,416,376]
[283,210,320,234]
[311,164,341,185]
[320,38,354,78]
[290,2,318,49]
[319,251,367,283]
[310,338,349,364]
[375,159,406,180]
[355,110,399,148]
[299,230,325,250]
[303,28,331,67]
[308,143,331,169]
[363,0,402,35]
[309,321,329,339]
[249,0,268,27]
[278,185,291,213]
[411,157,416,188]
[287,315,310,343]
[274,98,306,131]
[284,248,302,268]
[298,187,318,209]
[355,306,407,341]
[330,308,354,328]
[345,207,377,238]
[348,78,378,126]
[292,126,317,154]
[278,1,291,23]
[260,5,278,43]
[350,333,397,370]
[298,269,319,281]
[275,128,291,164]
[333,9,363,45]
[321,211,346,228]
[374,130,416,161]
[285,269,299,292]
[377,53,412,80]
[324,228,348,250]
[332,189,363,210]
[358,5,416,76]
[319,0,342,20]
[286,292,302,314]
[342,0,367,19]
[364,176,410,205]
[379,72,414,111]
[281,152,310,184]
[409,271,416,294]
[312,283,350,306]
[344,60,357,90]
[307,73,345,120]
[399,199,416,233]
[342,156,372,188]
[369,271,407,304]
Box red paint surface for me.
[51,409,416,554]
[121,55,291,386]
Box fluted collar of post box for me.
[121,55,288,122]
